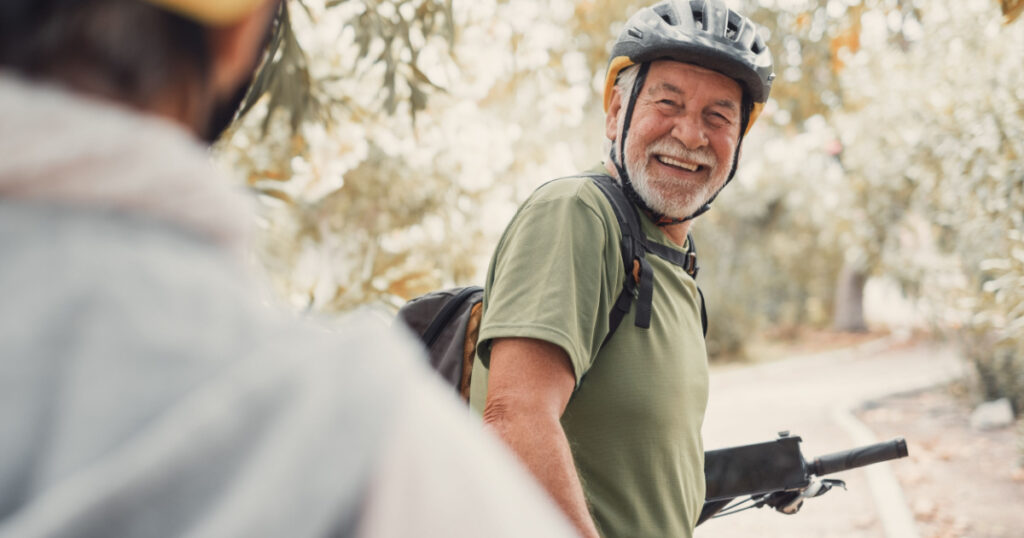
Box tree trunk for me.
[833,262,868,332]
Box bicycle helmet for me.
[143,0,269,25]
[604,0,774,134]
[603,0,775,225]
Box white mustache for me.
[645,139,716,169]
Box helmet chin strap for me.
[611,62,746,227]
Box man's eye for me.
[656,100,681,112]
[709,112,732,126]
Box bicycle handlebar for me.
[698,434,910,526]
[808,437,907,477]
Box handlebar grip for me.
[809,438,908,476]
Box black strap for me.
[586,174,653,331]
[635,256,654,328]
[604,286,635,348]
[582,175,699,277]
[547,173,709,344]
[646,241,699,279]
[698,286,708,338]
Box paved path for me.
[696,337,965,538]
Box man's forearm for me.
[484,408,600,538]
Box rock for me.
[969,398,1015,431]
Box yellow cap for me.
[142,0,269,25]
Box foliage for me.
[697,119,847,357]
[218,0,602,311]
[238,0,455,133]
[833,0,1024,405]
[700,0,1022,356]
[1002,0,1024,24]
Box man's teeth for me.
[657,155,699,171]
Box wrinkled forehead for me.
[643,60,744,102]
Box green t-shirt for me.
[470,171,709,538]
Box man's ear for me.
[605,87,623,142]
[206,0,277,99]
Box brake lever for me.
[764,478,848,515]
[804,478,846,498]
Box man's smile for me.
[654,154,706,173]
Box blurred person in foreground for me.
[0,1,577,537]
[469,1,774,536]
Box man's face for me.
[606,60,743,219]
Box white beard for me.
[623,137,729,220]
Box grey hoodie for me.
[0,73,575,538]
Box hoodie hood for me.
[0,72,251,249]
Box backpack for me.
[396,174,706,402]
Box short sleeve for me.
[477,179,622,384]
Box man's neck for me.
[660,221,692,247]
[602,160,693,248]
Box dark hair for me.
[0,0,211,108]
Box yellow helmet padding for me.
[745,101,763,136]
[603,56,635,114]
[142,0,268,25]
[603,56,765,135]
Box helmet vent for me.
[606,0,775,108]
[693,11,705,31]
[751,35,765,54]
[726,12,742,41]
[652,4,677,25]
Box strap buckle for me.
[685,250,699,279]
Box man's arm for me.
[482,337,600,538]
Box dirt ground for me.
[856,384,1024,538]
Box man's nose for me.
[670,114,708,149]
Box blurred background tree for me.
[215,0,1023,410]
[831,0,1024,411]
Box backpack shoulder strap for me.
[687,233,708,337]
[581,174,655,340]
[697,284,708,338]
[547,173,707,342]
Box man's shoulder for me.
[524,170,616,221]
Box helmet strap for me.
[612,62,649,191]
[691,93,754,220]
[612,63,668,222]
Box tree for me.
[217,0,602,311]
[834,0,1024,406]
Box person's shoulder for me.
[356,350,579,537]
[525,170,615,219]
